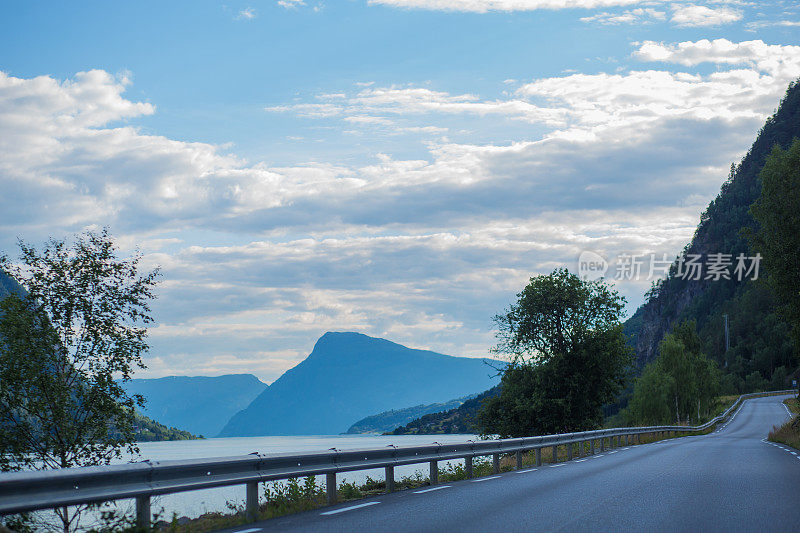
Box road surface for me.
[220,394,799,532]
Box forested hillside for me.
[390,387,499,435]
[624,81,800,394]
[0,270,23,299]
[2,268,197,442]
[132,411,197,441]
[346,395,474,434]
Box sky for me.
[1,1,799,383]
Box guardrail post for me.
[246,482,258,522]
[326,472,337,504]
[136,495,150,529]
[600,438,605,452]
[567,444,572,460]
[552,445,558,463]
[535,448,542,466]
[578,441,583,458]
[590,439,595,455]
[516,450,523,469]
[465,456,474,478]
[493,454,500,473]
[385,466,395,493]
[430,460,438,485]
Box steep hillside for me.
[346,395,474,434]
[625,81,800,390]
[1,269,198,441]
[218,332,498,436]
[122,374,267,437]
[0,270,24,299]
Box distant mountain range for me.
[122,374,267,437]
[345,394,476,434]
[218,332,499,437]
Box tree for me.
[477,269,631,437]
[492,268,626,365]
[748,138,800,351]
[625,364,675,426]
[625,322,720,425]
[0,229,159,532]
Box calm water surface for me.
[119,434,479,520]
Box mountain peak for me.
[218,333,498,437]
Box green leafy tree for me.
[626,322,719,425]
[626,364,675,425]
[748,138,800,352]
[478,269,631,437]
[0,229,159,532]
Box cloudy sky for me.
[1,1,798,382]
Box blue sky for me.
[1,1,799,381]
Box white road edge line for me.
[515,468,538,474]
[321,502,380,516]
[234,529,262,533]
[549,463,566,468]
[471,476,501,482]
[414,485,451,493]
[575,459,588,462]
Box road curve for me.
[220,395,799,532]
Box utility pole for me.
[723,314,730,367]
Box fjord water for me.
[122,434,477,520]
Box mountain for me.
[624,80,800,391]
[390,387,500,435]
[218,332,499,437]
[122,374,267,437]
[345,394,475,434]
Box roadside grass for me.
[767,397,800,450]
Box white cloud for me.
[368,0,641,12]
[670,4,742,27]
[634,39,800,79]
[277,0,306,8]
[3,38,799,379]
[268,85,568,125]
[580,7,665,25]
[237,7,257,19]
[746,19,800,29]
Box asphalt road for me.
[220,395,800,532]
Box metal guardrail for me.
[0,389,795,526]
